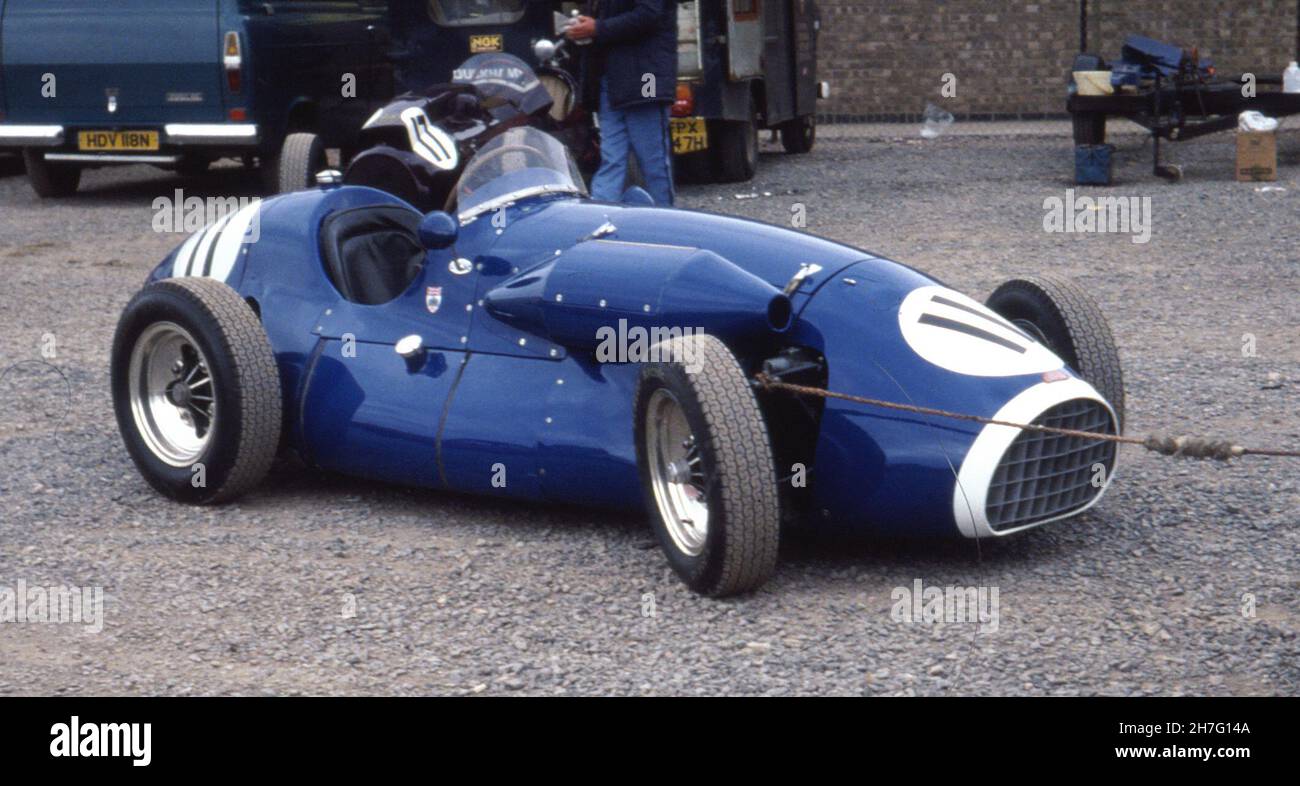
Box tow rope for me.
[753,373,1300,461]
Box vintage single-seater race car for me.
[111,127,1124,596]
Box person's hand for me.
[565,15,596,41]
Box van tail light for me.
[224,32,242,94]
[672,82,694,117]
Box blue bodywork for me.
[145,178,1114,538]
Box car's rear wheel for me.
[634,333,780,596]
[22,148,80,198]
[712,111,758,183]
[276,131,326,193]
[780,114,816,154]
[111,278,282,504]
[986,275,1125,428]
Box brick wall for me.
[816,0,1300,121]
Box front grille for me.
[985,398,1117,532]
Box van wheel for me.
[986,275,1125,428]
[111,278,282,504]
[713,114,758,183]
[780,115,816,154]
[22,149,80,198]
[634,333,780,596]
[276,132,325,193]
[175,155,211,177]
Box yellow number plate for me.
[469,34,503,53]
[670,117,708,154]
[78,130,160,152]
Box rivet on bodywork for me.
[556,379,564,385]
[518,338,527,346]
[843,278,858,286]
[465,304,473,311]
[549,348,559,358]
[599,299,607,308]
[643,304,651,312]
[545,417,553,424]
[460,336,467,343]
[555,293,563,302]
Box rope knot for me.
[1143,434,1244,461]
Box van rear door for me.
[1,0,223,123]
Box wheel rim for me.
[645,388,709,556]
[1011,318,1051,348]
[128,322,216,467]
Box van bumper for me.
[164,124,259,146]
[0,123,259,148]
[0,125,65,146]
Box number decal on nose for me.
[898,286,1063,377]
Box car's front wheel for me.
[111,278,282,504]
[22,148,80,198]
[634,333,780,596]
[986,275,1125,428]
[275,131,326,193]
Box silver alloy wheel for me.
[128,321,215,467]
[645,388,709,556]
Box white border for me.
[952,377,1119,538]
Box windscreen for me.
[430,0,526,27]
[456,127,586,218]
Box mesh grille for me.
[985,398,1116,532]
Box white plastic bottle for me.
[1284,61,1300,93]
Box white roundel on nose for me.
[898,285,1064,377]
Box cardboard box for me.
[1236,131,1277,182]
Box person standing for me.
[566,1,677,206]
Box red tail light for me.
[224,32,242,94]
[672,82,695,117]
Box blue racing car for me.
[111,127,1124,596]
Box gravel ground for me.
[0,124,1296,696]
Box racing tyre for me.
[111,278,282,504]
[713,116,758,183]
[986,275,1125,428]
[276,131,326,193]
[634,333,780,596]
[22,148,80,198]
[780,115,816,154]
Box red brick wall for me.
[816,0,1299,121]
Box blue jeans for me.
[591,80,675,206]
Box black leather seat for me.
[319,205,425,305]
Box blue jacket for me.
[592,0,677,110]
